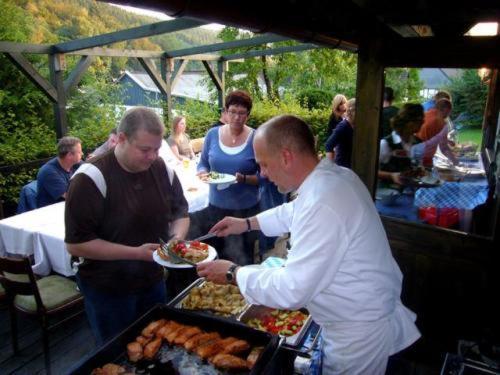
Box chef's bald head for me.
[255,115,316,157]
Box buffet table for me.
[0,159,209,276]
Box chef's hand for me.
[197,260,234,284]
[210,216,246,237]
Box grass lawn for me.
[457,127,482,145]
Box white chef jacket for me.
[237,159,420,374]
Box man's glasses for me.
[227,110,249,117]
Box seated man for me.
[87,128,118,159]
[36,136,83,208]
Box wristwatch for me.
[226,263,239,283]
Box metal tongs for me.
[158,237,197,267]
[192,232,217,242]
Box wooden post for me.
[49,53,68,139]
[217,60,227,110]
[164,58,174,123]
[352,33,384,196]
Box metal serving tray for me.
[168,277,248,319]
[237,304,313,348]
[67,304,279,375]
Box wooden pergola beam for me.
[202,61,222,91]
[0,41,51,54]
[171,59,188,90]
[4,52,57,102]
[220,43,320,61]
[49,54,68,139]
[53,18,208,53]
[138,57,169,97]
[166,34,289,58]
[64,55,94,94]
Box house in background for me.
[419,68,461,98]
[116,70,213,111]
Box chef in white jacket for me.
[197,114,421,374]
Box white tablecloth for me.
[0,160,208,276]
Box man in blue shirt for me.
[422,90,451,112]
[36,136,83,208]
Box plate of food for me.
[153,240,217,269]
[400,168,441,187]
[199,171,237,185]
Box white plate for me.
[202,173,236,185]
[420,175,440,185]
[153,244,217,269]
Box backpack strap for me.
[71,163,107,198]
[165,163,174,186]
[71,160,174,198]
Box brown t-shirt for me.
[65,150,188,294]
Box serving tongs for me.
[158,237,197,267]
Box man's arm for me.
[169,217,190,240]
[66,239,157,261]
[210,216,260,237]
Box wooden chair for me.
[0,282,6,307]
[190,137,205,154]
[0,256,84,375]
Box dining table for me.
[0,156,209,277]
[376,155,489,231]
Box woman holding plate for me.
[190,90,260,265]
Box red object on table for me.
[418,207,459,228]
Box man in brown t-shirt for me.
[65,107,189,345]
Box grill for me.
[67,304,280,375]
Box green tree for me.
[384,68,424,104]
[445,69,488,127]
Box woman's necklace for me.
[227,125,242,144]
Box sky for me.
[109,4,225,31]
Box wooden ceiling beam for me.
[383,36,500,68]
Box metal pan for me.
[237,305,313,348]
[168,277,248,318]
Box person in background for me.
[87,128,118,159]
[378,104,425,185]
[210,109,229,128]
[189,90,260,266]
[381,87,399,138]
[167,115,195,161]
[36,136,83,208]
[422,90,451,112]
[257,177,287,260]
[325,98,355,168]
[198,115,420,374]
[415,98,454,167]
[65,107,189,345]
[326,94,347,137]
[378,103,457,186]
